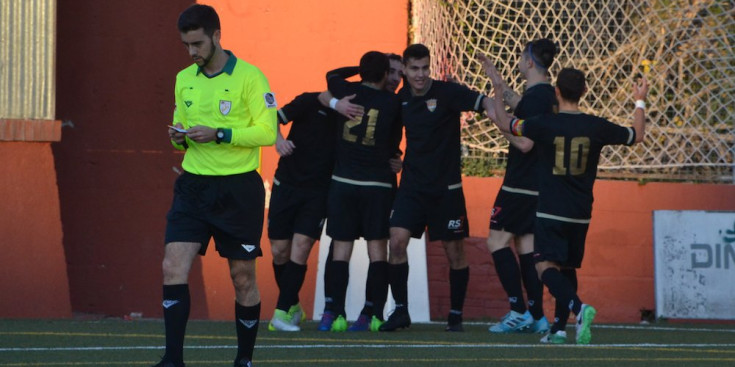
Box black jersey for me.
[502,83,557,191]
[398,80,485,192]
[274,92,338,189]
[512,112,635,221]
[327,77,402,185]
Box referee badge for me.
[219,100,232,115]
[264,92,278,109]
[426,98,437,112]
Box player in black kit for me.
[481,39,558,334]
[483,62,649,344]
[380,44,496,332]
[321,51,403,332]
[266,91,340,331]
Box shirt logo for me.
[264,92,278,109]
[184,101,193,108]
[242,244,256,252]
[219,100,232,115]
[426,99,437,112]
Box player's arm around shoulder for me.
[232,63,277,147]
[631,77,649,144]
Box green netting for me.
[411,0,734,182]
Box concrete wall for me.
[0,120,70,318]
[428,177,735,323]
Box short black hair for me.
[359,51,390,83]
[387,53,402,63]
[556,68,586,103]
[402,44,430,64]
[177,4,220,37]
[524,38,557,69]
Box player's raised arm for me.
[480,55,514,134]
[631,76,649,144]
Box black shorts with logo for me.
[268,179,328,240]
[489,187,538,235]
[389,185,469,241]
[533,216,589,268]
[165,171,265,260]
[326,180,394,241]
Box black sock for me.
[449,267,469,315]
[389,262,409,311]
[162,284,190,364]
[329,260,350,317]
[492,248,526,314]
[369,261,389,320]
[551,268,578,333]
[275,261,307,311]
[323,241,334,312]
[541,268,582,321]
[519,253,544,319]
[235,302,260,363]
[273,261,286,291]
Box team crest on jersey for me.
[426,99,437,112]
[264,92,278,108]
[219,100,232,115]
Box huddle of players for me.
[268,39,649,345]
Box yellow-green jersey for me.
[172,50,277,175]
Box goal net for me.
[411,0,734,182]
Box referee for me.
[154,5,276,367]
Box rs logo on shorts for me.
[447,218,463,230]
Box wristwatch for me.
[215,128,225,144]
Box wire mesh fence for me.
[411,0,734,182]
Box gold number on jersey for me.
[342,109,379,146]
[553,136,590,175]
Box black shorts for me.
[326,180,394,241]
[268,179,327,240]
[165,171,265,260]
[489,187,538,235]
[389,185,469,241]
[533,216,589,268]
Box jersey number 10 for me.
[553,136,590,176]
[343,109,379,146]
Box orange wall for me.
[428,177,735,323]
[45,0,734,324]
[0,141,71,318]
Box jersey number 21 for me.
[343,109,378,146]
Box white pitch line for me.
[2,343,735,353]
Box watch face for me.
[217,131,224,138]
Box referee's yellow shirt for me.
[172,50,277,176]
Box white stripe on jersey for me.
[331,175,392,188]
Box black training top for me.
[398,80,485,192]
[502,83,557,191]
[512,112,636,221]
[274,92,338,189]
[327,77,402,186]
